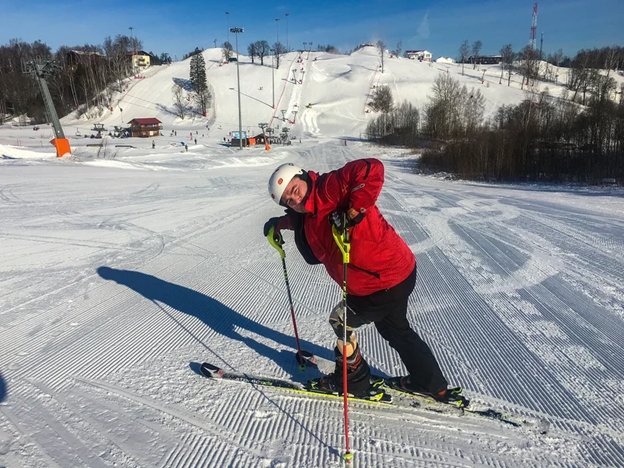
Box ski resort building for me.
[469,55,503,65]
[65,50,106,72]
[128,118,162,137]
[127,50,151,70]
[405,50,432,62]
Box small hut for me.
[128,118,162,137]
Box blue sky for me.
[1,0,622,59]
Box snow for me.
[1,48,624,468]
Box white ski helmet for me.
[268,163,304,204]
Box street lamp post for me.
[285,13,289,52]
[129,26,135,74]
[271,48,275,109]
[230,27,244,150]
[275,18,280,44]
[226,12,230,43]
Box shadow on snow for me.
[96,266,331,381]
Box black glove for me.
[264,217,286,247]
[329,209,364,233]
[263,217,282,237]
[329,210,357,233]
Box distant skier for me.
[263,160,461,401]
[152,140,155,149]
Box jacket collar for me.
[303,170,318,216]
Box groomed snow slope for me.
[1,140,624,467]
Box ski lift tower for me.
[22,58,71,157]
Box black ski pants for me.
[334,265,448,394]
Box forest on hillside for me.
[366,45,624,184]
[0,35,176,123]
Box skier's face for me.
[281,177,308,213]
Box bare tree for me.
[366,100,419,145]
[500,44,514,86]
[395,41,402,58]
[273,42,286,69]
[471,40,483,69]
[458,40,469,75]
[377,40,386,73]
[370,85,393,113]
[548,48,563,83]
[254,40,270,66]
[221,41,233,62]
[518,45,539,90]
[172,83,186,118]
[247,42,257,64]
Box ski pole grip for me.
[332,223,350,264]
[267,226,286,259]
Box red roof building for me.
[128,118,162,137]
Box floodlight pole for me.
[128,26,136,75]
[231,27,244,150]
[271,48,275,109]
[285,13,289,52]
[226,12,230,44]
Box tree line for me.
[366,46,624,183]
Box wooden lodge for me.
[128,118,162,137]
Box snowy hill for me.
[55,45,583,143]
[6,45,621,152]
[1,46,624,468]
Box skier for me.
[263,160,458,401]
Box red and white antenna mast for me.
[529,3,538,49]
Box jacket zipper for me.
[349,263,380,279]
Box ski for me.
[382,378,535,429]
[198,363,544,431]
[199,362,392,405]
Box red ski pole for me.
[332,217,353,465]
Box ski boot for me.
[311,344,377,398]
[387,376,469,408]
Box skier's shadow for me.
[97,266,331,380]
[0,372,6,403]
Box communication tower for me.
[529,3,538,49]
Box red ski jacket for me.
[280,158,415,296]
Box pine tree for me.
[189,48,210,115]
